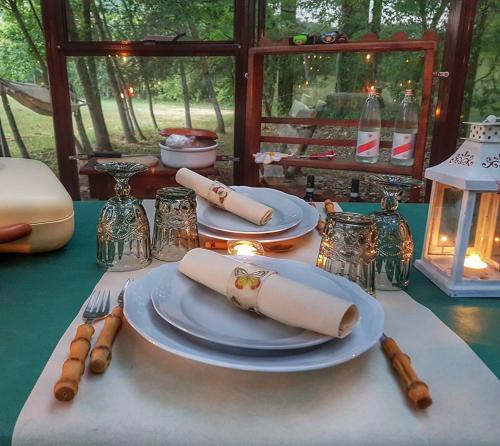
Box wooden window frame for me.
[40,0,256,199]
[41,0,478,202]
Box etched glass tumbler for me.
[316,212,377,295]
[152,187,199,261]
[369,176,421,290]
[96,162,151,271]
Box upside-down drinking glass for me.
[96,162,151,271]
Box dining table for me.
[1,200,500,446]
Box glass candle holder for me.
[152,187,199,262]
[227,240,265,256]
[316,212,377,295]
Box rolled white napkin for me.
[175,168,273,226]
[179,249,360,338]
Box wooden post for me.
[233,0,255,185]
[41,0,80,199]
[429,0,478,168]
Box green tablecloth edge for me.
[1,201,499,445]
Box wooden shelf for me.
[261,117,395,128]
[249,39,437,56]
[274,158,415,176]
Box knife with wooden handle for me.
[90,280,129,374]
[0,223,32,243]
[381,334,432,409]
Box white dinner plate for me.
[124,258,384,372]
[150,259,333,351]
[197,194,320,243]
[197,187,303,235]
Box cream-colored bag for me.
[0,157,74,253]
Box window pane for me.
[66,0,234,42]
[67,56,235,194]
[0,0,57,171]
[461,1,500,124]
[262,1,449,201]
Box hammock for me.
[0,79,85,116]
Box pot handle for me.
[0,223,32,243]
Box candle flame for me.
[227,240,264,256]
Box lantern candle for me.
[464,254,488,270]
[227,240,265,256]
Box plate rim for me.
[198,192,319,243]
[196,186,304,235]
[149,261,334,351]
[124,258,385,372]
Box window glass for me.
[66,0,234,42]
[461,1,500,124]
[261,1,450,201]
[0,0,56,170]
[67,56,235,192]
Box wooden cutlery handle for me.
[381,337,432,409]
[324,199,336,215]
[0,223,32,243]
[54,323,95,401]
[90,306,123,374]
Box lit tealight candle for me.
[464,254,488,270]
[227,240,265,257]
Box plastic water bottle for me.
[356,88,381,164]
[390,89,419,166]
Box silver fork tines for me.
[83,289,110,324]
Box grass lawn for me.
[0,97,235,174]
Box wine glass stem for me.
[115,177,131,197]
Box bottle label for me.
[391,132,416,159]
[356,131,380,157]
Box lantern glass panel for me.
[463,192,500,281]
[425,183,463,276]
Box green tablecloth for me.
[1,202,499,445]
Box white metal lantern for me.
[415,115,500,297]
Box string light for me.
[365,53,372,62]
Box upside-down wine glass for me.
[96,162,151,271]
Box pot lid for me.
[160,128,218,140]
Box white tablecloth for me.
[13,202,500,445]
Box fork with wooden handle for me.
[90,280,129,374]
[381,334,432,409]
[54,289,110,401]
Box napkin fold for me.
[179,249,359,338]
[175,168,273,226]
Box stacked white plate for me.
[196,186,320,243]
[124,256,384,372]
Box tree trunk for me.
[140,59,160,131]
[276,0,297,115]
[189,23,226,133]
[92,0,137,143]
[370,0,383,82]
[1,87,30,158]
[461,0,489,126]
[7,0,48,84]
[179,60,192,128]
[67,5,112,150]
[82,1,99,95]
[74,135,83,153]
[27,0,43,34]
[73,108,94,153]
[0,117,11,157]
